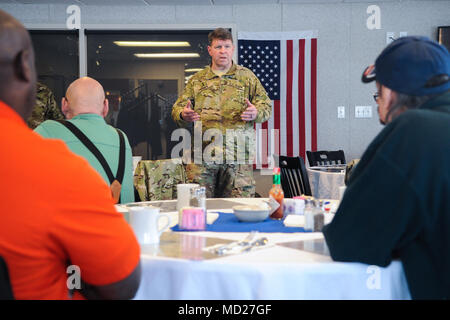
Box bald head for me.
[62,77,108,119]
[0,9,36,120]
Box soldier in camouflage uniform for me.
[27,82,64,129]
[134,158,186,201]
[172,28,271,198]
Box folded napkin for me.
[283,213,335,227]
[171,212,308,233]
[283,215,305,228]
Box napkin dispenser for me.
[178,186,206,231]
[179,207,206,230]
[283,198,305,215]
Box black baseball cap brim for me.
[361,64,376,83]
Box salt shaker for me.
[313,201,324,232]
[304,199,315,232]
[192,187,206,212]
[184,186,206,230]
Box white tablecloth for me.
[117,199,411,300]
[135,238,410,300]
[307,168,345,200]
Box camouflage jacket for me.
[133,158,186,201]
[172,63,272,163]
[27,82,64,129]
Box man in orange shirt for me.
[0,10,141,300]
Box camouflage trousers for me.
[184,163,255,198]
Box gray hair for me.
[386,91,441,123]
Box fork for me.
[241,237,269,253]
[214,231,258,255]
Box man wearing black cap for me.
[322,36,450,300]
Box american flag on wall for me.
[238,31,318,169]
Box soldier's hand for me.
[241,99,258,121]
[181,100,200,122]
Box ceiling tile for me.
[78,0,148,5]
[214,0,278,4]
[16,0,77,4]
[148,0,211,4]
[343,0,397,2]
[280,0,340,3]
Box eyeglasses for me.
[373,92,380,102]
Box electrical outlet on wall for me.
[337,106,345,119]
[355,106,373,118]
[363,106,372,118]
[386,32,396,44]
[355,106,363,118]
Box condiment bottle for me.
[269,167,284,220]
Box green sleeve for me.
[34,121,54,138]
[120,132,135,204]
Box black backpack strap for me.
[57,120,125,184]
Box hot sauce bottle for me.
[269,167,284,220]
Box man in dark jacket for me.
[322,36,450,300]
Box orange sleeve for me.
[48,151,140,286]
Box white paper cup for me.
[176,183,199,212]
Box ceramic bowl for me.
[232,204,270,222]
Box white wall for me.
[1,0,450,162]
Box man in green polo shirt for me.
[35,77,134,204]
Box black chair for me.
[306,150,346,167]
[276,155,312,198]
[0,256,14,300]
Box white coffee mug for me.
[129,206,171,245]
[176,183,199,212]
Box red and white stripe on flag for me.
[238,31,318,169]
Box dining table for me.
[307,166,346,200]
[116,198,411,300]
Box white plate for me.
[232,204,270,222]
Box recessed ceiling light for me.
[185,68,203,73]
[134,53,200,58]
[114,41,191,47]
